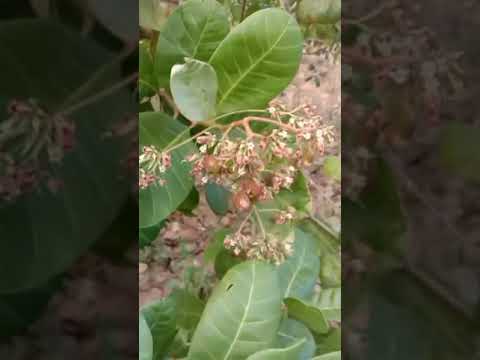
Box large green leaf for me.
[297,218,340,287]
[170,288,205,331]
[276,318,316,359]
[141,297,177,359]
[155,0,230,87]
[188,261,282,359]
[139,40,157,99]
[170,59,218,122]
[312,351,341,360]
[284,297,329,334]
[140,313,154,360]
[313,287,341,322]
[139,112,194,228]
[313,327,341,355]
[278,229,320,300]
[0,20,133,292]
[246,339,306,359]
[209,8,303,114]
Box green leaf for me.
[139,112,194,228]
[209,8,303,114]
[140,313,154,360]
[171,59,218,122]
[140,0,168,31]
[323,156,340,181]
[214,248,243,278]
[89,0,138,43]
[439,123,480,183]
[319,252,341,288]
[284,297,329,334]
[274,171,312,214]
[313,327,341,355]
[141,297,177,359]
[297,218,340,288]
[297,0,341,25]
[313,287,341,322]
[0,277,61,337]
[204,228,230,263]
[206,181,231,215]
[155,0,230,87]
[139,40,158,99]
[312,351,341,360]
[0,20,133,292]
[278,229,320,300]
[246,339,306,360]
[139,221,163,248]
[188,261,283,359]
[167,328,191,358]
[177,187,200,215]
[170,288,205,331]
[276,318,316,359]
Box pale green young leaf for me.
[170,59,218,122]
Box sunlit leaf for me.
[210,8,303,114]
[188,261,282,359]
[155,0,230,87]
[171,59,218,122]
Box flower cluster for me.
[188,108,335,213]
[223,219,295,265]
[138,145,171,189]
[137,104,335,264]
[0,99,75,201]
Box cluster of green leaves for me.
[139,0,341,358]
[141,228,340,359]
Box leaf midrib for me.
[212,16,293,108]
[191,8,213,59]
[223,262,256,359]
[284,241,307,298]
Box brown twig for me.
[224,116,299,138]
[158,89,180,119]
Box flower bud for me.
[203,155,220,174]
[240,178,263,199]
[232,191,251,211]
